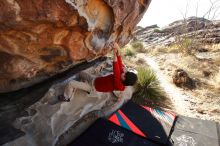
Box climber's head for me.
[121,71,138,86]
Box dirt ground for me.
[123,43,220,123]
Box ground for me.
[122,43,220,123]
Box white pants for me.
[64,72,97,100]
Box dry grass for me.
[122,58,149,72]
[166,45,181,53]
[210,71,220,90]
[130,41,146,53]
[123,58,138,69]
[150,47,168,55]
[149,45,183,56]
[215,57,220,65]
[121,46,136,57]
[148,38,199,56]
[204,43,220,52]
[169,55,202,77]
[149,39,220,56]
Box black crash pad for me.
[109,101,176,145]
[68,118,160,146]
[68,101,220,146]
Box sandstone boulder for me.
[0,0,151,93]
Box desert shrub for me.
[165,44,181,53]
[132,67,165,106]
[175,37,200,55]
[131,41,146,53]
[214,71,220,89]
[123,47,136,57]
[215,57,220,66]
[153,28,163,33]
[135,58,146,65]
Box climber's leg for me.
[58,80,92,102]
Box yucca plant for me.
[132,67,166,106]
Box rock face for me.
[0,0,151,93]
[134,17,220,48]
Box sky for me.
[138,0,220,27]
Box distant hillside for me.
[134,17,220,48]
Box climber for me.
[58,42,138,102]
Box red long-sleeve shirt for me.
[94,56,125,92]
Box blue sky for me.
[138,0,220,27]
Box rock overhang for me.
[0,0,151,93]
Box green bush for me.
[132,67,165,105]
[131,41,145,53]
[153,28,162,33]
[175,37,200,55]
[123,47,136,57]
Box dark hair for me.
[122,71,138,86]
